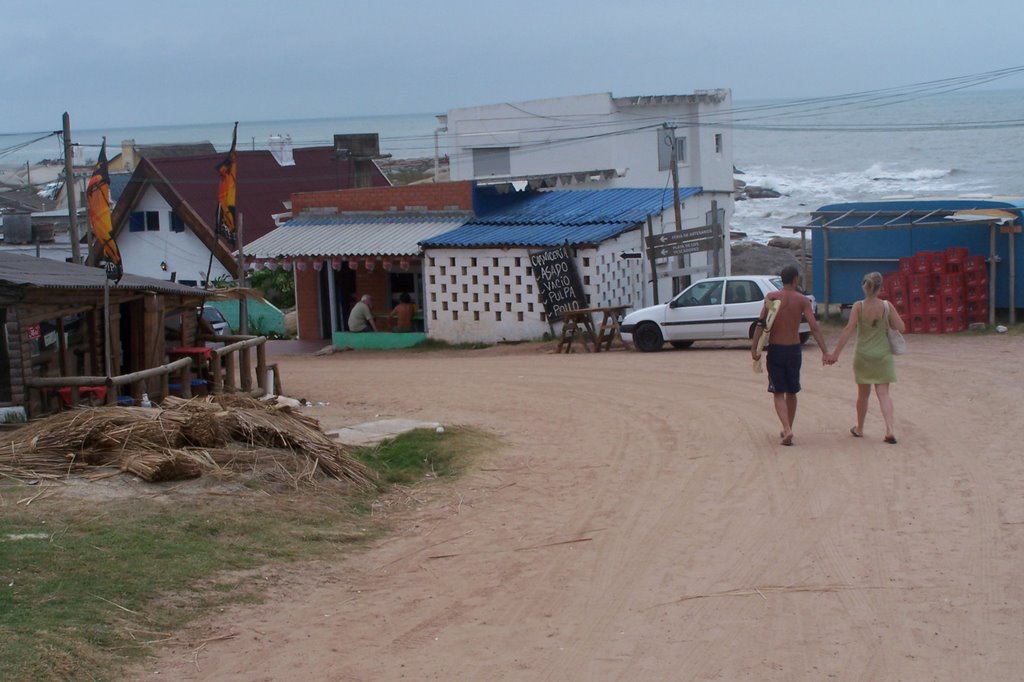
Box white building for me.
[444,91,735,297]
[421,188,713,344]
[445,90,734,194]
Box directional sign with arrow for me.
[644,224,717,249]
[648,237,718,260]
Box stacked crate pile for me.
[880,248,988,333]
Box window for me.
[657,130,686,170]
[726,280,763,304]
[170,213,185,233]
[472,147,511,177]
[129,211,160,232]
[714,133,723,154]
[672,280,723,308]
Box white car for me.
[619,275,816,352]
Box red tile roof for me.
[148,147,390,243]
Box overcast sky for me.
[4,0,1023,132]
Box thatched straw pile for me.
[0,396,375,490]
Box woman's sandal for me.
[850,427,863,438]
[884,435,897,444]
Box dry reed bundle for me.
[119,449,205,482]
[162,395,375,488]
[0,397,376,490]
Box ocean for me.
[4,89,1022,241]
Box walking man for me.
[751,266,830,446]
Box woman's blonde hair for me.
[862,271,883,297]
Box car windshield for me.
[769,277,783,290]
[202,308,227,324]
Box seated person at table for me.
[388,293,417,333]
[348,294,377,332]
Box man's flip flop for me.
[884,435,897,444]
[781,434,793,446]
[850,427,863,438]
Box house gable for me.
[93,157,238,279]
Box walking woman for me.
[827,272,906,443]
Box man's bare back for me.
[765,289,812,345]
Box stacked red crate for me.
[889,248,986,333]
[912,253,930,274]
[945,247,967,272]
[963,255,988,323]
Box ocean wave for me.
[865,163,956,182]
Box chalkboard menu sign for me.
[528,244,587,321]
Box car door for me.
[663,279,725,340]
[723,279,765,338]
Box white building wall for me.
[116,186,230,285]
[447,91,734,194]
[423,230,655,344]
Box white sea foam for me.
[864,163,954,182]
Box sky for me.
[4,0,1024,133]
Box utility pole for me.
[62,112,83,264]
[710,199,721,277]
[646,215,659,305]
[667,124,683,233]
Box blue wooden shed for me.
[785,198,1023,322]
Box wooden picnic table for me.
[556,306,630,353]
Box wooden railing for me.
[23,357,194,417]
[24,336,274,416]
[199,335,270,397]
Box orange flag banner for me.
[215,122,238,246]
[86,138,123,281]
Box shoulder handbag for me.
[883,301,907,355]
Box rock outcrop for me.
[730,240,808,276]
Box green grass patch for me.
[412,338,491,351]
[0,425,496,681]
[352,426,491,485]
[0,494,375,681]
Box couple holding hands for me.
[751,267,905,446]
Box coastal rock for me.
[730,241,806,276]
[733,176,783,201]
[767,237,803,250]
[743,185,782,199]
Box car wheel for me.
[799,332,810,345]
[633,323,664,352]
[670,341,694,349]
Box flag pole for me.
[236,213,248,335]
[104,274,112,378]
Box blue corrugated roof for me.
[423,187,700,247]
[810,198,1024,228]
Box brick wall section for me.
[351,271,390,327]
[292,181,475,215]
[294,268,320,340]
[296,266,397,338]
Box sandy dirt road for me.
[137,334,1024,681]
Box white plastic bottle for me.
[140,393,152,408]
